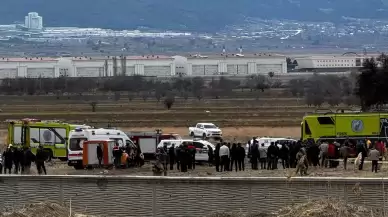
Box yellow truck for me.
[7,118,91,160]
[301,110,388,142]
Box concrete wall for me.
[1,176,388,217]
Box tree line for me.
[0,53,386,110]
[0,74,280,100]
[288,53,388,109]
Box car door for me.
[195,124,202,136]
[193,141,208,161]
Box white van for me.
[157,139,215,162]
[67,128,134,169]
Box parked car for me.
[188,123,222,139]
[157,139,215,162]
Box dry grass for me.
[0,95,345,128]
[0,202,95,217]
[208,199,381,217]
[127,127,300,140]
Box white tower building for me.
[24,12,43,30]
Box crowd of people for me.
[154,142,198,174]
[243,137,387,174]
[0,144,47,175]
[152,137,388,176]
[110,142,143,168]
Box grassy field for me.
[0,89,347,138]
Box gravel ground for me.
[36,159,388,178]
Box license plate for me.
[70,161,78,164]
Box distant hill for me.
[1,0,388,32]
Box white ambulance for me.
[67,128,134,169]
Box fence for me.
[0,175,388,217]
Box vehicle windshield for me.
[173,135,182,140]
[69,138,87,151]
[204,124,217,129]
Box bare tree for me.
[164,95,175,110]
[114,91,121,101]
[183,91,189,101]
[127,91,134,101]
[90,101,98,112]
[141,92,149,101]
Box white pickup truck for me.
[189,123,222,139]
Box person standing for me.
[3,144,13,174]
[236,143,245,171]
[267,142,276,170]
[112,143,120,168]
[35,145,47,175]
[13,147,21,174]
[169,144,176,170]
[339,142,350,170]
[250,141,259,170]
[215,143,221,172]
[180,144,188,172]
[207,145,214,167]
[319,141,329,168]
[175,144,181,171]
[258,144,267,169]
[97,144,103,168]
[279,143,290,169]
[356,140,367,170]
[188,144,196,170]
[230,143,238,171]
[23,146,35,174]
[219,143,230,172]
[226,143,231,171]
[369,146,380,173]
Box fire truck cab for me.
[127,130,181,158]
[7,118,91,160]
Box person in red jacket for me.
[327,142,336,167]
[375,140,385,162]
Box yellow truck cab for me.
[7,118,91,160]
[301,109,388,143]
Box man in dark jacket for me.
[35,145,47,175]
[214,143,220,172]
[236,143,245,171]
[3,145,13,174]
[188,144,196,170]
[230,143,238,171]
[169,144,176,170]
[207,145,214,167]
[13,147,22,174]
[250,141,259,170]
[180,143,188,172]
[279,143,289,169]
[175,145,181,170]
[97,144,103,168]
[267,142,277,170]
[23,147,35,174]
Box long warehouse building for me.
[0,53,287,79]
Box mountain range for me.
[2,0,388,32]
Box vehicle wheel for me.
[190,132,195,137]
[202,133,207,139]
[74,165,84,170]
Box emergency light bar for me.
[74,128,83,132]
